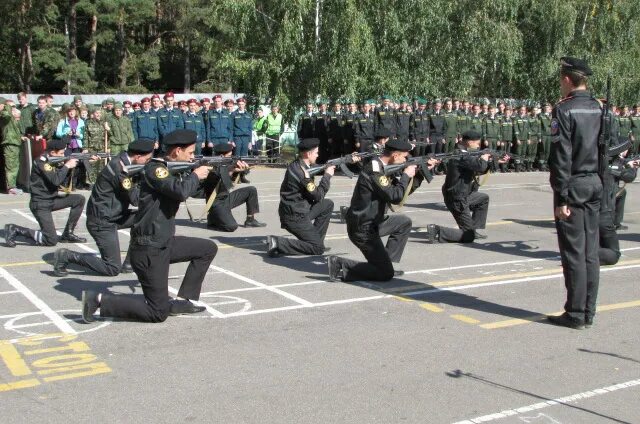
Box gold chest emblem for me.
[306,181,316,192]
[155,167,169,179]
[378,175,390,187]
[122,177,132,190]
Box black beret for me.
[128,138,156,154]
[375,128,392,139]
[213,143,234,154]
[163,129,197,146]
[462,130,482,141]
[560,56,592,76]
[297,138,320,152]
[385,138,413,152]
[47,138,67,151]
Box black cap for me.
[47,138,67,151]
[375,128,392,139]
[297,138,320,152]
[560,57,593,76]
[461,130,482,141]
[213,143,234,154]
[163,129,197,146]
[385,138,412,152]
[128,138,156,154]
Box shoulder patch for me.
[122,177,132,190]
[551,119,559,135]
[378,175,390,187]
[306,181,316,192]
[155,167,169,179]
[44,163,54,172]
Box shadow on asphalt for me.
[578,348,640,364]
[52,277,139,301]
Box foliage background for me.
[1,0,638,115]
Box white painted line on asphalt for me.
[0,290,20,295]
[452,377,640,424]
[0,267,76,334]
[210,265,313,306]
[12,209,98,254]
[201,279,325,296]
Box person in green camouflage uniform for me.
[2,108,28,193]
[513,104,529,172]
[84,108,108,183]
[109,102,134,155]
[33,96,59,141]
[16,92,36,136]
[443,98,459,152]
[527,104,542,171]
[456,102,470,142]
[538,102,553,170]
[498,105,518,172]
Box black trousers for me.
[599,210,620,266]
[614,188,626,226]
[70,213,136,276]
[100,236,217,323]
[554,174,602,322]
[341,214,412,282]
[438,192,489,243]
[276,199,333,255]
[29,195,85,246]
[207,187,260,232]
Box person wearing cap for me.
[132,102,141,112]
[456,101,470,142]
[200,98,211,144]
[297,101,316,139]
[231,97,253,157]
[327,138,437,282]
[422,130,508,244]
[202,143,266,231]
[513,103,530,172]
[328,99,345,158]
[547,57,605,330]
[2,107,29,194]
[4,137,86,247]
[81,129,217,323]
[374,95,397,145]
[617,106,632,142]
[314,99,331,163]
[131,97,159,146]
[428,99,447,156]
[184,99,206,155]
[342,100,359,154]
[157,92,185,152]
[150,95,162,113]
[224,98,235,114]
[73,95,83,113]
[207,94,233,150]
[355,100,375,153]
[442,99,458,153]
[498,105,517,172]
[179,100,189,115]
[396,97,412,147]
[84,107,109,183]
[410,98,428,156]
[539,102,553,170]
[266,138,335,257]
[52,138,156,277]
[252,108,267,156]
[483,104,501,153]
[109,102,134,155]
[527,103,542,171]
[122,100,133,121]
[630,104,640,154]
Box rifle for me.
[383,154,435,177]
[307,152,377,178]
[598,76,612,179]
[47,152,114,164]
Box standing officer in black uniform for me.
[204,143,266,231]
[429,99,448,154]
[266,138,338,257]
[5,137,87,247]
[328,139,437,282]
[423,130,508,243]
[355,100,375,153]
[412,98,430,156]
[547,57,604,330]
[51,139,155,277]
[81,130,217,323]
[375,95,397,141]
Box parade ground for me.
[0,169,638,424]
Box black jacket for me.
[29,157,70,205]
[278,159,332,222]
[442,148,489,200]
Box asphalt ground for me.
[0,168,639,424]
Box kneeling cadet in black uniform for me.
[422,130,509,243]
[204,142,266,231]
[5,137,87,247]
[81,129,218,323]
[52,138,155,277]
[328,138,438,282]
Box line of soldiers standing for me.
[295,96,640,172]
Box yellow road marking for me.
[450,314,480,324]
[0,342,33,377]
[392,296,413,302]
[480,300,640,329]
[0,260,46,267]
[420,303,444,313]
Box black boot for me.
[53,248,71,276]
[121,261,134,274]
[4,224,31,247]
[60,225,86,243]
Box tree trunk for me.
[184,38,191,93]
[69,0,78,59]
[117,10,127,89]
[89,14,98,72]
